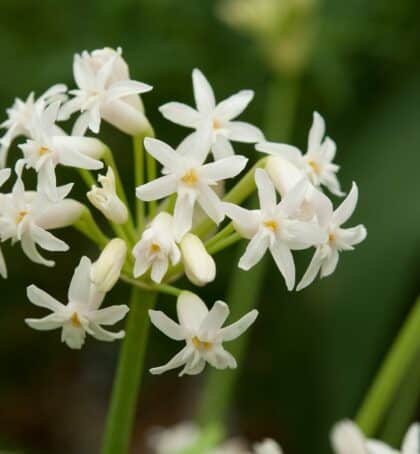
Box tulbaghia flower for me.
[87,166,128,224]
[331,420,419,454]
[297,183,367,291]
[148,291,258,376]
[132,212,181,283]
[136,134,248,240]
[19,101,105,201]
[160,68,264,160]
[224,169,326,290]
[0,165,83,267]
[0,84,67,168]
[25,256,129,349]
[257,112,343,196]
[254,439,283,454]
[59,47,153,135]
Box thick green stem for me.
[146,152,157,218]
[120,274,183,297]
[206,232,242,256]
[73,208,109,248]
[101,288,157,454]
[133,135,146,231]
[356,295,420,436]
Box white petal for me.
[177,291,208,330]
[366,441,397,454]
[149,309,185,340]
[277,179,308,217]
[150,345,192,375]
[197,184,224,225]
[0,168,11,186]
[58,149,103,170]
[200,155,248,181]
[151,257,169,283]
[101,99,151,136]
[256,141,305,163]
[25,313,67,331]
[136,174,178,201]
[238,229,270,271]
[27,285,65,312]
[339,225,367,246]
[68,256,92,304]
[0,247,7,279]
[107,80,153,101]
[255,168,277,214]
[320,249,340,277]
[308,111,326,153]
[199,301,229,334]
[173,190,196,241]
[206,346,237,370]
[269,241,296,291]
[214,90,254,120]
[211,135,235,160]
[265,155,304,197]
[227,121,264,143]
[192,68,215,113]
[144,137,178,169]
[223,202,260,239]
[37,199,84,230]
[30,224,69,252]
[180,356,206,376]
[159,102,201,128]
[221,309,258,342]
[330,420,369,454]
[402,423,420,454]
[90,305,129,325]
[89,323,125,342]
[333,182,359,226]
[296,248,323,291]
[21,235,54,267]
[61,324,86,349]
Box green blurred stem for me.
[102,288,157,454]
[179,423,224,454]
[120,274,183,297]
[205,223,235,249]
[133,135,146,231]
[356,295,420,436]
[78,168,96,188]
[206,232,242,256]
[73,208,109,248]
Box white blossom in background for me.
[149,291,258,376]
[257,112,343,196]
[0,168,11,278]
[180,233,216,286]
[148,422,201,454]
[132,212,180,283]
[254,439,283,454]
[160,68,264,160]
[136,133,248,241]
[0,163,83,268]
[224,169,326,290]
[87,166,128,224]
[297,183,367,291]
[25,256,129,349]
[331,420,420,454]
[59,47,153,136]
[0,84,67,168]
[19,101,105,201]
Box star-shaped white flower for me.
[297,183,367,291]
[256,112,343,196]
[19,101,105,201]
[136,133,248,241]
[159,68,264,160]
[149,291,258,376]
[132,212,181,283]
[331,420,419,454]
[0,84,67,168]
[25,256,129,349]
[224,168,326,290]
[0,162,83,267]
[60,47,153,135]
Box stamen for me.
[308,160,321,174]
[329,233,336,242]
[70,312,81,328]
[38,146,49,156]
[181,169,198,186]
[212,118,221,129]
[263,220,278,232]
[150,243,161,253]
[16,211,27,224]
[192,336,212,351]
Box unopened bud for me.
[91,238,127,292]
[180,233,216,287]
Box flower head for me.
[257,112,343,196]
[25,256,129,349]
[136,133,248,240]
[224,168,326,290]
[149,291,258,376]
[132,212,181,283]
[160,68,264,160]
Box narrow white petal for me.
[255,168,277,214]
[402,423,420,454]
[0,247,7,279]
[366,441,397,454]
[151,258,169,283]
[30,225,69,252]
[330,420,369,454]
[89,324,125,342]
[25,313,66,331]
[61,324,86,349]
[101,99,151,136]
[197,184,224,225]
[211,135,235,160]
[68,256,92,304]
[320,249,340,277]
[308,111,326,153]
[223,202,260,239]
[21,235,54,267]
[269,241,296,291]
[277,179,308,217]
[27,285,65,312]
[177,291,208,331]
[214,90,254,120]
[192,68,216,113]
[143,137,179,169]
[149,310,185,340]
[238,229,270,271]
[199,301,229,334]
[90,305,129,325]
[227,121,264,143]
[37,199,84,230]
[265,155,304,197]
[180,357,206,376]
[107,80,153,101]
[136,174,178,201]
[332,182,359,226]
[159,102,201,128]
[221,309,258,342]
[206,346,237,370]
[339,225,367,246]
[58,149,103,170]
[296,248,323,291]
[200,155,248,181]
[173,190,195,241]
[150,346,192,375]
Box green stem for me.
[205,223,235,250]
[133,135,146,231]
[120,274,183,297]
[101,288,157,454]
[356,295,420,436]
[73,208,109,248]
[78,168,96,188]
[179,423,224,454]
[206,232,242,256]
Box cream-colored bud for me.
[87,167,128,224]
[37,199,85,230]
[101,100,151,136]
[91,238,127,292]
[180,233,216,287]
[266,155,302,196]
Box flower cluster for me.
[0,47,366,378]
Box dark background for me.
[1,0,420,453]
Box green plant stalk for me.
[356,295,420,436]
[120,274,183,297]
[179,423,224,454]
[102,288,157,454]
[206,232,242,256]
[73,208,109,248]
[204,223,235,249]
[133,135,146,230]
[78,168,96,188]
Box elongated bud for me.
[180,233,216,286]
[101,99,151,136]
[53,136,107,160]
[87,167,128,224]
[266,155,302,196]
[91,238,127,292]
[37,199,85,230]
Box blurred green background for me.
[1,0,420,453]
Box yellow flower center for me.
[192,336,212,351]
[263,220,278,232]
[308,160,321,174]
[213,118,221,129]
[16,211,27,224]
[150,243,161,253]
[70,312,81,328]
[329,233,336,243]
[38,146,50,156]
[181,169,198,186]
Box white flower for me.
[132,212,181,283]
[180,233,216,286]
[0,163,83,267]
[159,68,264,160]
[256,112,343,196]
[331,420,419,454]
[254,439,283,454]
[297,183,367,291]
[91,238,127,292]
[224,168,326,290]
[0,84,67,168]
[148,291,258,376]
[87,166,128,224]
[0,168,11,278]
[19,101,105,201]
[59,47,153,135]
[136,134,248,241]
[25,256,129,349]
[148,422,201,454]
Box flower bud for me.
[101,99,151,136]
[180,233,216,287]
[266,155,302,196]
[37,199,85,230]
[87,167,128,224]
[91,238,127,292]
